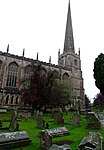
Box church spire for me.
[63,0,75,53]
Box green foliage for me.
[21,64,72,109]
[50,80,71,106]
[93,93,104,111]
[93,53,104,95]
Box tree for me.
[21,64,71,110]
[50,80,71,107]
[93,53,104,95]
[93,93,104,109]
[21,64,55,110]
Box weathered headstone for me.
[40,127,70,150]
[36,111,43,128]
[73,113,80,126]
[15,122,19,131]
[9,110,18,131]
[54,109,64,125]
[77,132,103,150]
[87,112,104,129]
[40,130,52,150]
[0,131,31,149]
[46,122,49,129]
[41,127,70,138]
[34,109,37,119]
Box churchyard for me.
[0,108,104,150]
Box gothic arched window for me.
[6,95,9,104]
[6,62,18,87]
[16,96,18,104]
[74,59,77,66]
[62,73,69,82]
[11,96,14,104]
[24,65,33,79]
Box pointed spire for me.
[22,49,25,57]
[49,56,51,63]
[36,52,39,60]
[63,0,75,53]
[7,44,9,53]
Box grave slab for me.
[0,131,31,149]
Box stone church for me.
[0,1,85,107]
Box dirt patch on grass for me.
[53,139,74,145]
[86,123,101,130]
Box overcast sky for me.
[0,0,104,100]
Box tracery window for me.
[62,73,69,82]
[6,62,18,87]
[74,59,77,66]
[24,65,33,79]
[6,95,9,104]
[11,96,14,104]
[16,96,18,104]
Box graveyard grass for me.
[0,110,104,150]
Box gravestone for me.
[41,127,70,138]
[49,144,72,150]
[40,127,70,150]
[36,111,43,128]
[34,109,37,119]
[73,113,80,126]
[40,130,52,150]
[96,113,104,129]
[9,110,18,131]
[54,109,64,125]
[77,132,103,150]
[15,122,19,131]
[45,122,49,129]
[86,112,104,129]
[0,131,31,149]
[36,110,39,120]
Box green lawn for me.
[0,110,104,150]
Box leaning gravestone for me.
[9,110,18,131]
[40,130,52,149]
[40,127,70,150]
[77,132,103,150]
[73,113,80,126]
[0,131,31,149]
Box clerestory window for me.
[6,62,18,87]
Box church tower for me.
[58,0,85,106]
